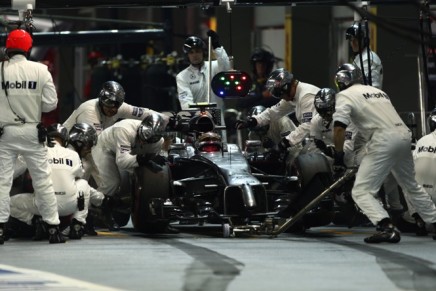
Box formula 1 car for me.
[111,104,342,237]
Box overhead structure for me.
[0,0,422,9]
[0,29,166,45]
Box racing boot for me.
[364,218,401,244]
[47,225,66,244]
[162,224,180,234]
[412,213,428,237]
[84,211,98,236]
[68,219,84,240]
[101,196,120,231]
[32,216,48,241]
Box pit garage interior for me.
[1,1,436,291]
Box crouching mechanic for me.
[236,68,319,163]
[408,108,436,239]
[332,63,436,243]
[9,123,103,240]
[92,113,178,233]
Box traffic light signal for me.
[211,70,252,98]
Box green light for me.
[225,81,230,85]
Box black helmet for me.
[47,123,69,147]
[428,108,436,132]
[183,36,205,54]
[250,48,275,76]
[98,81,125,109]
[335,63,363,91]
[137,113,165,144]
[188,112,215,133]
[314,88,336,121]
[69,123,98,153]
[345,22,367,42]
[265,68,294,99]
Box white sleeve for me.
[211,47,231,73]
[254,99,295,127]
[287,94,315,145]
[41,69,58,113]
[118,104,169,126]
[114,127,139,171]
[309,114,322,140]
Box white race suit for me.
[10,141,103,225]
[333,84,436,225]
[0,55,59,226]
[63,98,169,184]
[91,119,163,197]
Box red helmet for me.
[6,29,33,53]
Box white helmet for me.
[137,113,165,144]
[265,68,294,98]
[335,63,363,91]
[98,81,125,109]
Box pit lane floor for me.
[1,223,436,291]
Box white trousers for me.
[352,130,436,225]
[0,124,59,225]
[10,179,92,225]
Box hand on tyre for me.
[235,117,257,129]
[207,30,221,49]
[278,137,292,152]
[136,154,152,166]
[262,137,275,149]
[314,139,335,158]
[314,139,327,151]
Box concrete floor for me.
[1,223,436,291]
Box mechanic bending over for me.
[347,22,403,216]
[91,113,178,234]
[246,105,296,152]
[9,123,105,240]
[63,81,169,183]
[0,29,64,244]
[309,88,357,168]
[236,68,319,163]
[332,63,436,243]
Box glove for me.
[314,139,335,158]
[278,137,292,152]
[333,150,346,180]
[262,137,275,149]
[235,117,257,129]
[207,30,221,49]
[136,154,153,167]
[152,155,168,166]
[166,114,182,131]
[314,138,327,152]
[137,154,163,173]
